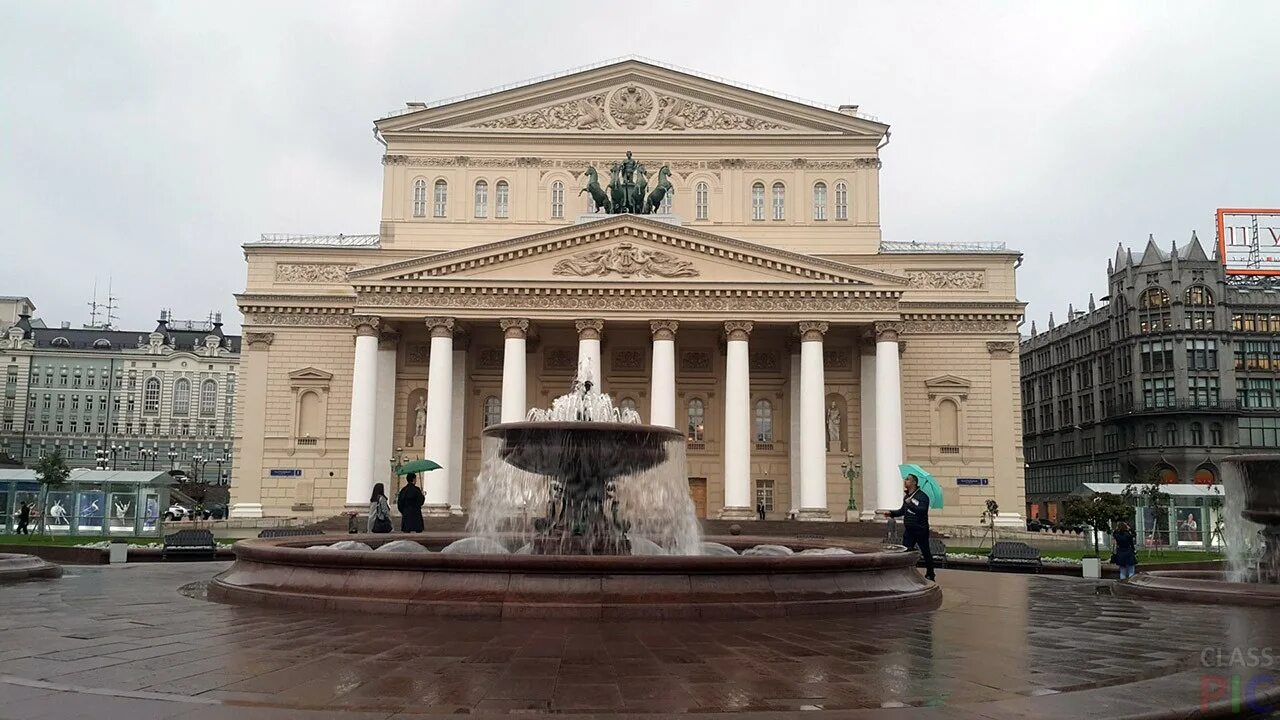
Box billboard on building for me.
[1217,208,1280,276]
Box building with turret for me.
[1020,232,1280,520]
[0,309,240,484]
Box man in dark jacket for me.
[397,473,425,533]
[882,474,936,581]
[16,501,30,535]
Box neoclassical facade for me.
[232,59,1026,525]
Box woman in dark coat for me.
[1112,522,1138,580]
[397,473,425,533]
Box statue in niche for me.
[413,397,427,439]
[827,401,842,450]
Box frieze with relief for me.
[359,291,898,314]
[905,270,985,290]
[475,94,610,130]
[902,319,1017,334]
[680,350,713,373]
[611,348,646,372]
[475,347,504,371]
[244,312,353,327]
[553,243,699,278]
[823,348,853,371]
[274,263,357,283]
[749,351,780,373]
[405,343,430,365]
[544,347,578,372]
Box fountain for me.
[210,374,940,617]
[1116,454,1280,607]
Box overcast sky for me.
[2,1,1277,333]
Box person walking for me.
[16,501,30,535]
[368,483,393,534]
[1111,521,1138,580]
[397,473,425,533]
[882,474,936,581]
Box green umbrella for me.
[395,459,442,475]
[899,463,945,510]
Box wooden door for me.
[688,477,707,519]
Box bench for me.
[162,529,216,561]
[257,527,321,539]
[987,541,1042,572]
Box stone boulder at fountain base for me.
[742,544,795,557]
[375,540,431,553]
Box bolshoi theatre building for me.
[231,59,1027,527]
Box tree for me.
[33,450,71,535]
[1062,491,1134,557]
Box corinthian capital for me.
[874,321,904,342]
[500,318,530,340]
[424,317,455,338]
[351,315,381,337]
[650,319,679,341]
[723,320,753,342]
[798,321,829,342]
[575,318,604,340]
[987,341,1016,356]
[244,332,275,348]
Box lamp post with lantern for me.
[840,454,861,522]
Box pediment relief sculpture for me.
[471,84,793,132]
[552,242,699,279]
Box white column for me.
[788,347,802,519]
[373,331,397,496]
[874,322,905,512]
[720,321,754,520]
[649,320,678,427]
[575,319,604,391]
[798,321,831,520]
[422,317,454,516]
[500,319,529,422]
[344,316,381,508]
[448,345,466,514]
[858,339,879,520]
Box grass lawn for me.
[0,534,161,546]
[948,546,1225,564]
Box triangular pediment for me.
[288,367,333,382]
[350,215,906,288]
[376,59,887,137]
[924,375,971,394]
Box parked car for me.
[164,503,192,521]
[202,504,227,520]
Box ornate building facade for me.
[232,59,1026,524]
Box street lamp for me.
[192,453,208,483]
[214,454,228,486]
[140,448,156,471]
[109,443,121,470]
[167,447,177,470]
[94,446,108,470]
[841,455,861,518]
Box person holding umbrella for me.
[882,466,940,582]
[394,458,440,533]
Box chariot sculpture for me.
[581,151,673,215]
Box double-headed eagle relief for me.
[581,151,673,215]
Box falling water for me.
[1222,461,1265,582]
[466,371,702,555]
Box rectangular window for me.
[772,184,785,221]
[1189,377,1220,407]
[1142,377,1176,409]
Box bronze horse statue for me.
[644,166,674,213]
[580,166,611,213]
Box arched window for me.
[298,391,322,438]
[813,182,828,221]
[938,399,960,446]
[695,182,709,220]
[1190,422,1204,445]
[1210,423,1223,445]
[754,399,773,442]
[412,179,427,217]
[433,179,448,217]
[772,182,785,220]
[751,183,765,221]
[551,180,565,219]
[172,378,190,416]
[686,399,705,442]
[1138,287,1172,333]
[199,379,217,417]
[51,337,69,347]
[1144,423,1157,447]
[483,396,501,428]
[495,180,510,218]
[143,378,161,415]
[1193,465,1217,485]
[834,180,848,220]
[474,180,488,218]
[1164,422,1178,446]
[1185,286,1214,305]
[92,339,111,349]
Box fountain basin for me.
[208,533,940,619]
[1116,570,1280,607]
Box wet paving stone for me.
[0,562,1277,718]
